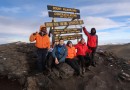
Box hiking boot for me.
[85,67,91,71]
[91,63,96,67]
[79,74,84,78]
[82,68,86,74]
[73,71,80,76]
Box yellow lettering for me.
[53,6,62,11]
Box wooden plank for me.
[64,18,75,29]
[47,5,80,13]
[45,20,84,27]
[54,34,82,41]
[48,12,80,19]
[52,28,82,34]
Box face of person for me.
[81,39,85,44]
[40,30,46,36]
[41,27,46,31]
[68,43,72,47]
[59,40,64,45]
[91,29,96,35]
[40,27,46,33]
[55,41,59,45]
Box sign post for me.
[45,5,84,42]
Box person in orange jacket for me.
[83,27,98,67]
[29,24,50,73]
[75,38,88,74]
[65,41,80,76]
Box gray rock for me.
[119,72,130,82]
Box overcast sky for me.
[0,0,130,45]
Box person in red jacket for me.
[75,38,88,74]
[83,27,98,67]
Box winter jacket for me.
[66,46,76,59]
[52,44,67,63]
[75,42,88,56]
[29,33,50,49]
[83,27,98,48]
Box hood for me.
[39,24,46,31]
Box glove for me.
[83,27,86,30]
[33,32,37,35]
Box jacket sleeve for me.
[46,35,50,49]
[29,34,36,42]
[74,44,78,49]
[74,47,76,57]
[52,46,57,58]
[59,46,68,63]
[96,35,98,48]
[83,27,90,37]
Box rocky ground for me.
[99,43,130,60]
[0,42,130,90]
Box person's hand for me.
[55,58,59,64]
[83,26,86,30]
[33,32,37,35]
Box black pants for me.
[88,46,97,65]
[85,53,91,67]
[46,52,52,68]
[65,58,80,75]
[77,55,86,69]
[50,57,64,71]
[36,48,48,72]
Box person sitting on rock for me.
[29,24,50,73]
[83,27,98,67]
[65,41,80,76]
[52,39,67,70]
[75,38,88,74]
[46,41,59,70]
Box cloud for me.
[0,5,36,14]
[0,16,42,37]
[83,16,125,30]
[97,32,110,37]
[76,0,130,4]
[40,10,48,18]
[128,18,130,21]
[0,36,29,44]
[125,18,130,25]
[97,26,130,42]
[96,29,130,45]
[79,2,130,17]
[0,15,44,44]
[0,37,15,44]
[0,7,21,13]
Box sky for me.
[0,0,130,45]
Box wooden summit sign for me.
[48,12,80,19]
[54,34,82,41]
[52,28,82,34]
[47,5,80,13]
[46,5,84,41]
[45,20,84,27]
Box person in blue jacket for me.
[52,38,68,69]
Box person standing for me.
[29,24,50,73]
[83,27,98,67]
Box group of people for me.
[29,24,98,76]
